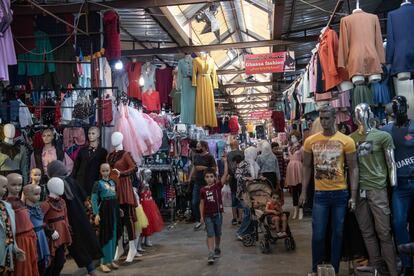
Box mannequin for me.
[0,124,29,184]
[29,168,47,201]
[23,184,50,276]
[133,186,148,254]
[91,163,121,272]
[0,175,25,274]
[382,96,414,275]
[30,128,73,183]
[41,177,72,276]
[6,173,39,276]
[177,53,196,124]
[107,132,138,263]
[72,127,108,196]
[350,103,397,275]
[299,106,358,274]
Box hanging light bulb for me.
[114,60,123,70]
[139,76,145,86]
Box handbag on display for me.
[73,93,91,120]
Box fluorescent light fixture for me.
[114,60,123,70]
[139,76,145,86]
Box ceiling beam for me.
[244,0,271,14]
[229,0,244,42]
[217,92,273,99]
[233,100,274,106]
[183,3,211,25]
[217,69,245,75]
[122,37,315,56]
[241,30,267,41]
[12,0,231,15]
[222,81,284,89]
[286,0,297,37]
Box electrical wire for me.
[298,0,347,16]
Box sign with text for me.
[250,111,273,120]
[245,51,295,74]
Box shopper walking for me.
[189,141,216,230]
[271,142,286,189]
[227,140,244,225]
[200,156,228,264]
[256,141,281,191]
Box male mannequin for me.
[30,129,73,183]
[299,106,358,275]
[382,96,414,276]
[72,127,108,196]
[0,124,29,184]
[6,173,39,276]
[108,132,138,263]
[350,103,397,275]
[0,175,25,274]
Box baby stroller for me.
[241,179,296,254]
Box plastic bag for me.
[221,184,232,207]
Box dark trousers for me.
[192,183,201,222]
[292,184,302,207]
[120,204,135,240]
[262,172,278,190]
[45,245,65,276]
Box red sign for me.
[250,111,272,120]
[245,51,295,74]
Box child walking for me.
[200,155,228,264]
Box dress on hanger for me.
[126,61,142,100]
[0,0,16,82]
[103,11,121,62]
[156,67,173,105]
[140,190,164,236]
[142,90,161,112]
[178,57,196,124]
[141,63,156,92]
[192,56,218,127]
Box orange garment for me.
[338,11,385,78]
[142,90,161,112]
[318,28,349,91]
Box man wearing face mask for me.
[189,141,217,230]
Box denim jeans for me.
[205,213,223,237]
[236,199,251,236]
[312,190,349,273]
[192,183,201,222]
[392,179,414,269]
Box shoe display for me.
[208,252,215,264]
[214,248,221,258]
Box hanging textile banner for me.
[245,51,295,74]
[250,110,272,119]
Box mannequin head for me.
[289,130,301,145]
[111,132,124,150]
[355,103,373,133]
[3,124,15,144]
[88,127,100,144]
[6,173,23,197]
[47,177,64,198]
[30,168,42,185]
[47,160,68,178]
[0,176,7,198]
[142,169,152,183]
[392,96,409,126]
[100,163,111,179]
[23,184,41,205]
[319,106,337,135]
[42,129,54,146]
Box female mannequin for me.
[285,131,304,220]
[47,161,101,276]
[41,177,72,276]
[23,184,50,276]
[30,129,73,183]
[72,127,108,196]
[0,124,29,184]
[177,54,196,124]
[0,175,25,274]
[6,173,38,276]
[107,132,138,263]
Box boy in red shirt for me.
[200,155,228,264]
[265,192,288,237]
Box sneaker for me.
[231,219,237,225]
[194,222,202,230]
[207,252,215,264]
[214,248,221,259]
[236,234,243,241]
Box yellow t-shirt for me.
[246,122,254,133]
[303,131,356,191]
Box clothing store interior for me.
[1,0,414,275]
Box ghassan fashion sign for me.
[245,51,295,74]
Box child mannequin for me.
[140,181,164,246]
[6,173,39,276]
[133,187,148,255]
[23,184,50,276]
[0,175,25,274]
[41,177,72,276]
[91,163,121,273]
[29,168,47,201]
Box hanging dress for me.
[0,0,16,82]
[126,61,142,100]
[140,190,164,236]
[178,57,196,125]
[192,56,218,127]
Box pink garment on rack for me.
[30,147,74,176]
[63,127,86,149]
[335,111,351,124]
[155,67,173,105]
[315,91,332,101]
[331,90,351,108]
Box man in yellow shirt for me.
[299,106,359,275]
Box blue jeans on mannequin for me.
[192,182,201,222]
[312,190,348,273]
[392,178,414,270]
[236,199,251,236]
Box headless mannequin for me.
[352,103,398,275]
[395,0,413,81]
[6,173,39,276]
[110,132,138,263]
[0,124,29,184]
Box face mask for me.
[291,136,298,144]
[195,149,203,154]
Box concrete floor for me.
[62,200,369,276]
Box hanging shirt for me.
[142,91,161,112]
[141,63,156,92]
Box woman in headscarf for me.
[256,141,280,191]
[47,160,102,276]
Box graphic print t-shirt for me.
[200,181,224,217]
[350,129,394,190]
[304,131,356,191]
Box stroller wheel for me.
[284,238,291,251]
[290,238,296,250]
[243,234,254,247]
[260,240,271,254]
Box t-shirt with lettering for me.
[350,129,394,190]
[200,181,224,217]
[303,131,356,191]
[382,121,414,179]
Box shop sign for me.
[245,51,295,74]
[250,111,272,119]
